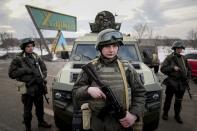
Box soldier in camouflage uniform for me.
[72,29,146,131]
[161,40,191,124]
[8,38,51,131]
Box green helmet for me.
[96,28,124,50]
[171,40,185,50]
[20,38,35,50]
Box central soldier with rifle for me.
[72,29,146,131]
[8,38,51,131]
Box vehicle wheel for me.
[154,65,159,73]
[54,114,71,130]
[144,113,160,131]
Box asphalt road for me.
[0,59,197,131]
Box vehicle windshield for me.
[73,44,139,61]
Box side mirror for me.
[61,51,69,59]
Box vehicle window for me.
[118,45,139,61]
[185,54,197,59]
[75,44,98,60]
[74,44,139,61]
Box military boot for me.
[38,120,51,128]
[174,115,183,124]
[25,124,31,131]
[24,121,31,131]
[25,127,31,131]
[162,112,168,120]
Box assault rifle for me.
[26,72,50,104]
[172,55,192,100]
[179,70,192,100]
[82,63,126,119]
[39,79,50,104]
[186,84,192,100]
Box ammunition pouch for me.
[81,103,92,130]
[16,81,26,94]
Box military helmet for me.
[96,28,124,50]
[20,38,35,50]
[171,40,185,50]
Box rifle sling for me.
[117,59,129,111]
[32,55,44,79]
[22,53,44,78]
[181,56,187,76]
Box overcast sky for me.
[0,0,197,39]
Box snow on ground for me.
[0,47,48,56]
[157,46,197,63]
[32,48,48,55]
[1,46,197,63]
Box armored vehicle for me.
[52,11,162,131]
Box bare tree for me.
[187,28,197,49]
[133,23,148,44]
[133,23,155,45]
[152,35,162,47]
[0,32,12,41]
[0,32,15,53]
[162,36,178,47]
[146,25,154,39]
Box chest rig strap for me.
[22,53,44,78]
[117,59,129,110]
[181,56,188,75]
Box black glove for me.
[44,80,47,84]
[44,86,48,94]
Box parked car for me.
[185,53,197,82]
[140,46,160,73]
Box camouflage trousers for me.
[89,113,143,131]
[21,94,44,127]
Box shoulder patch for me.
[90,58,99,65]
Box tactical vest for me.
[100,64,126,109]
[175,55,188,76]
[83,58,143,131]
[15,52,43,94]
[89,58,131,113]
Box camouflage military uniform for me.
[73,55,145,131]
[161,51,191,122]
[8,41,50,130]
